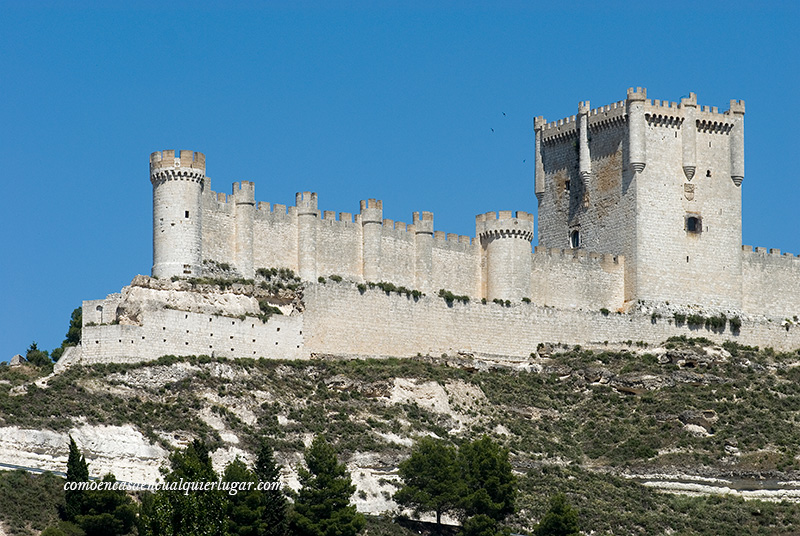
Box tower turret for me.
[477,211,534,301]
[360,199,383,282]
[413,211,434,290]
[533,116,546,200]
[728,99,745,186]
[150,150,205,279]
[578,101,592,181]
[296,192,319,281]
[680,92,698,180]
[233,181,256,278]
[626,87,647,173]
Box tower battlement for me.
[150,150,206,183]
[476,211,534,241]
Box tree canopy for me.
[290,436,365,536]
[140,439,227,536]
[394,435,516,531]
[458,436,516,522]
[534,493,580,536]
[58,437,136,536]
[393,437,460,525]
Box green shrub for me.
[686,314,705,327]
[438,289,469,305]
[705,314,727,331]
[600,308,610,316]
[329,274,342,282]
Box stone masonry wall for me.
[742,247,800,319]
[530,247,625,311]
[303,282,800,358]
[69,279,800,370]
[79,309,303,363]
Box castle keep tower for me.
[534,89,746,309]
[151,150,205,279]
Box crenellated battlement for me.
[538,89,745,145]
[150,150,205,184]
[476,211,534,241]
[296,191,318,216]
[412,211,434,235]
[232,181,255,204]
[742,245,797,260]
[540,100,628,142]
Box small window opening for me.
[564,180,571,192]
[570,230,580,249]
[185,211,190,218]
[686,215,701,233]
[706,169,711,177]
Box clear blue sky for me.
[1,1,798,362]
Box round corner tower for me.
[150,149,205,279]
[477,211,534,301]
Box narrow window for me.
[185,211,190,218]
[570,230,580,249]
[706,170,711,177]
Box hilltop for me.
[2,338,800,534]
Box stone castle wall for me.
[62,279,800,372]
[303,282,800,357]
[742,247,800,319]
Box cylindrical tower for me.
[578,101,592,181]
[413,211,434,292]
[680,93,697,181]
[360,199,382,282]
[533,116,546,200]
[296,192,319,281]
[477,211,534,302]
[729,99,745,186]
[150,150,205,279]
[233,181,255,278]
[626,87,647,173]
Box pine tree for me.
[62,436,89,521]
[60,438,136,536]
[223,458,260,536]
[458,436,516,523]
[254,442,288,536]
[393,437,460,525]
[290,436,365,536]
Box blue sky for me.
[1,1,798,361]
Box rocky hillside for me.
[2,337,800,534]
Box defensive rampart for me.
[60,278,800,372]
[742,246,800,319]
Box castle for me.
[59,88,800,370]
